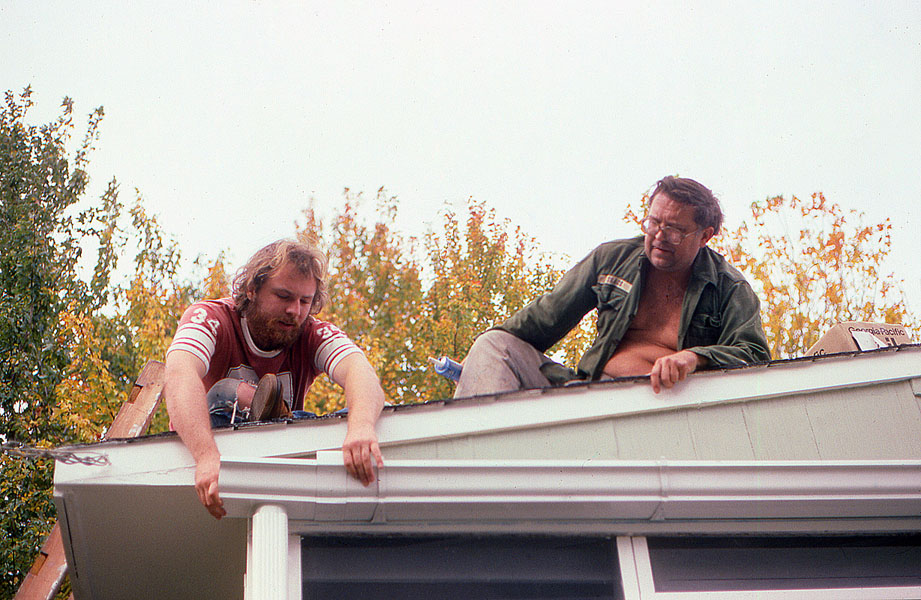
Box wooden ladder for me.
[14,360,166,600]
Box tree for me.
[297,188,427,412]
[416,199,582,400]
[0,87,114,597]
[0,88,211,595]
[56,197,202,438]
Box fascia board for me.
[216,455,921,530]
[371,348,921,446]
[227,345,921,454]
[52,346,921,486]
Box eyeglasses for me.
[640,217,700,245]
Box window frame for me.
[277,529,921,599]
[625,536,921,600]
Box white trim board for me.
[55,345,921,476]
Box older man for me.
[164,239,384,519]
[455,176,771,397]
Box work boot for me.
[248,374,291,421]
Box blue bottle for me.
[428,356,463,382]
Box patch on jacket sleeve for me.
[598,274,632,293]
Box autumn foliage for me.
[714,193,918,357]
[296,188,582,411]
[0,89,229,595]
[2,88,920,595]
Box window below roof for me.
[301,535,624,600]
[293,533,921,599]
[641,534,921,596]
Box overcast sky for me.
[3,1,920,314]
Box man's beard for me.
[245,302,304,351]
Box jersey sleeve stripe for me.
[175,322,218,344]
[325,344,362,379]
[166,342,211,370]
[315,335,362,376]
[167,322,218,370]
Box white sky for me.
[3,1,920,314]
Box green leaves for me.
[0,88,218,595]
[0,86,100,597]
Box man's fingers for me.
[664,361,678,386]
[650,351,701,393]
[207,503,226,519]
[195,481,225,519]
[207,480,222,506]
[344,445,369,485]
[196,483,208,507]
[649,363,663,393]
[195,459,225,520]
[361,444,375,485]
[205,481,225,519]
[343,447,357,479]
[342,442,380,487]
[650,359,678,393]
[342,423,383,486]
[353,445,371,486]
[371,441,384,468]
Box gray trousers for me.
[453,330,556,398]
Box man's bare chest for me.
[625,279,685,345]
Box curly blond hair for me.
[232,239,329,315]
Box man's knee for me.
[468,329,530,360]
[455,330,551,398]
[206,378,259,427]
[206,378,245,410]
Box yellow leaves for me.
[621,192,649,229]
[296,190,575,408]
[716,192,919,358]
[199,255,230,300]
[53,307,123,442]
[53,183,919,423]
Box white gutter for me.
[219,453,921,535]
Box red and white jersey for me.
[166,298,362,410]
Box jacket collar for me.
[690,246,720,286]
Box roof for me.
[53,344,921,599]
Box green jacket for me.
[498,237,771,380]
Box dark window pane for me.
[302,535,623,600]
[648,535,921,591]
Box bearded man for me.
[164,239,384,520]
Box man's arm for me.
[163,350,226,520]
[651,277,771,393]
[330,353,385,486]
[683,280,772,367]
[498,245,602,352]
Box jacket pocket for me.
[592,284,628,312]
[686,313,722,346]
